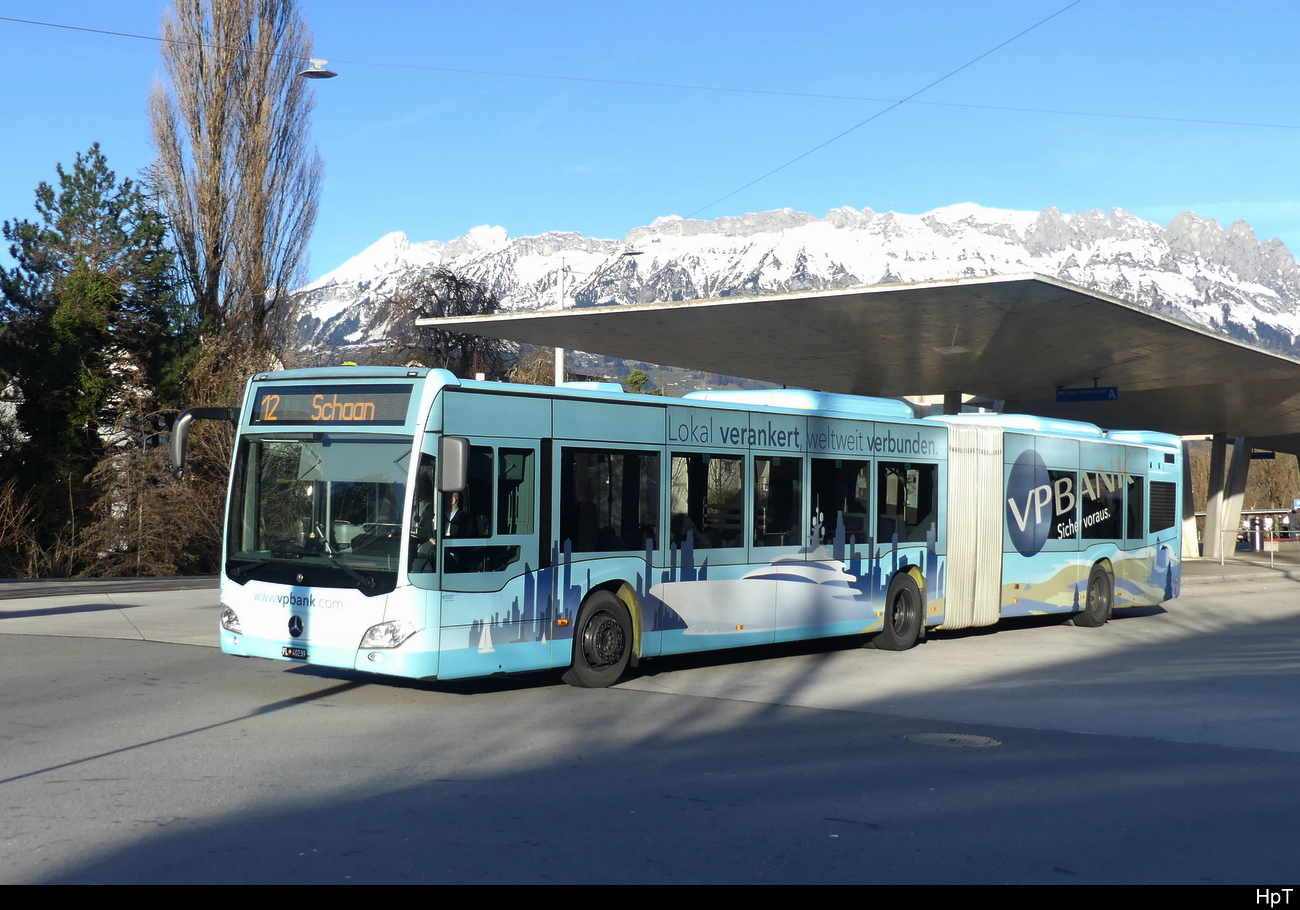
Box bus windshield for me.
[227,434,411,584]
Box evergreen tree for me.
[0,144,188,574]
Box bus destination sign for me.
[250,383,413,426]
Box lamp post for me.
[553,249,642,386]
[554,257,567,386]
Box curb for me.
[1180,569,1300,586]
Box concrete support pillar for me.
[1203,434,1252,560]
[1222,437,1251,552]
[943,390,963,415]
[1203,433,1228,560]
[1181,440,1199,560]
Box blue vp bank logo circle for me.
[1006,449,1051,557]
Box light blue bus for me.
[173,367,1183,687]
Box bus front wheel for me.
[872,574,923,651]
[1072,564,1113,627]
[562,591,632,688]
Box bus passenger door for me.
[437,439,551,676]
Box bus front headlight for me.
[360,620,418,649]
[220,607,243,635]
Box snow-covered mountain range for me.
[293,203,1300,361]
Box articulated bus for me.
[173,367,1183,688]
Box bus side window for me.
[444,445,493,538]
[754,456,802,547]
[670,453,744,549]
[811,458,871,544]
[877,462,937,544]
[1049,470,1078,540]
[1127,476,1145,541]
[562,448,660,553]
[1081,470,1124,540]
[498,448,535,535]
[443,446,541,576]
[409,453,437,573]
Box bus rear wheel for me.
[872,573,923,651]
[1072,564,1113,627]
[562,591,632,688]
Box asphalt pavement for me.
[2,556,1298,884]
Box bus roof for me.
[685,389,916,419]
[927,412,1107,438]
[251,365,434,382]
[250,367,1178,446]
[930,412,1180,447]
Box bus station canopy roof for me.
[417,273,1300,455]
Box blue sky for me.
[2,1,1297,282]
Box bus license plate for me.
[281,646,308,660]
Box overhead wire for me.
[684,0,1089,218]
[2,12,1295,135]
[5,5,1297,228]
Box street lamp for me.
[298,58,337,79]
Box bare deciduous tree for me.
[78,436,226,577]
[150,0,322,352]
[508,346,557,386]
[385,268,511,378]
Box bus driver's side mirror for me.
[438,436,469,493]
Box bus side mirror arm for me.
[171,407,240,479]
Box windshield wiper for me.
[229,558,276,578]
[313,523,376,590]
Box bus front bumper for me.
[220,627,441,679]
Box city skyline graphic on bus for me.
[462,515,945,652]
